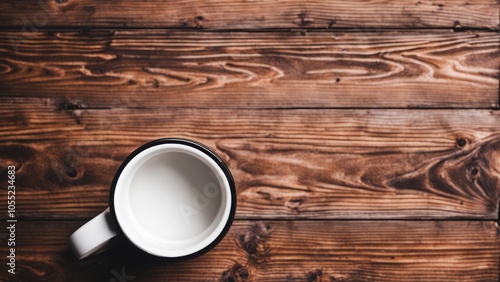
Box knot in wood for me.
[307,269,323,282]
[238,222,271,264]
[456,137,467,148]
[220,263,249,282]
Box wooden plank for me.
[1,101,499,219]
[0,0,498,29]
[0,30,498,109]
[0,220,497,281]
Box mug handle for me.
[69,208,118,259]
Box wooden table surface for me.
[0,1,499,281]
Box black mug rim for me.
[108,138,237,261]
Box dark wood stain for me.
[0,220,497,281]
[0,0,499,281]
[0,0,497,29]
[0,104,499,220]
[0,31,498,108]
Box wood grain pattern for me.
[1,101,499,220]
[1,30,499,109]
[0,220,498,281]
[0,0,498,29]
[1,0,499,280]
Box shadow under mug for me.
[69,138,237,260]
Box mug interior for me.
[113,143,231,258]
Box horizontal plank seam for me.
[3,98,500,110]
[2,102,499,111]
[36,106,500,111]
[0,26,498,32]
[237,217,500,221]
[4,218,498,222]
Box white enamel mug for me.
[69,138,237,260]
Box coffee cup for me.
[69,138,237,260]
